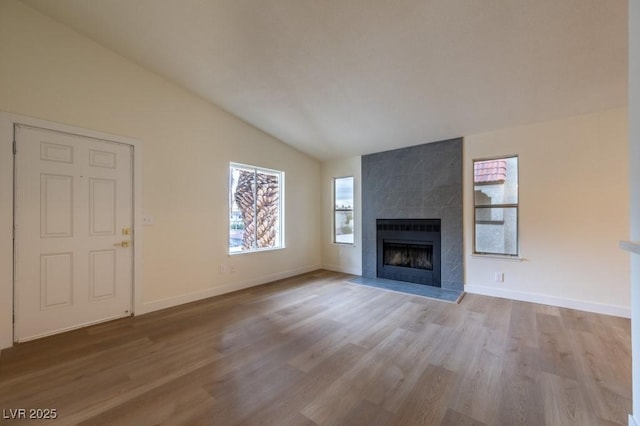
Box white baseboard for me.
[136,264,321,315]
[630,414,639,426]
[464,284,631,318]
[321,263,362,276]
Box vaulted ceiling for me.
[22,0,627,161]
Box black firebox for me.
[376,219,441,287]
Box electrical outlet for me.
[494,272,504,283]
[142,215,155,226]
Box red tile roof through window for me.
[474,160,507,183]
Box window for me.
[333,176,354,244]
[473,156,518,256]
[229,163,284,253]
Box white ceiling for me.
[22,0,628,161]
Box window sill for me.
[620,240,640,255]
[228,246,285,256]
[471,253,525,262]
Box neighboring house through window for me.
[334,176,354,244]
[229,163,284,253]
[473,156,518,256]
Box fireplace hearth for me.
[376,219,441,287]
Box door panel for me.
[89,249,117,300]
[15,125,133,342]
[89,178,116,236]
[40,141,73,163]
[40,174,74,237]
[40,253,73,309]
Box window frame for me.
[472,155,519,257]
[229,162,285,254]
[333,176,355,245]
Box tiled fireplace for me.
[362,138,463,292]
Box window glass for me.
[230,163,283,253]
[334,177,354,244]
[473,156,518,256]
[474,207,518,255]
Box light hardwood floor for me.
[0,270,631,425]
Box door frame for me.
[0,112,143,349]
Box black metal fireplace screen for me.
[383,241,433,270]
[377,219,441,287]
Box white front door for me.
[14,125,133,342]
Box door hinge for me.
[12,139,16,155]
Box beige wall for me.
[319,110,630,317]
[465,108,630,316]
[321,156,362,275]
[628,0,639,421]
[0,0,321,348]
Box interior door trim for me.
[0,112,143,348]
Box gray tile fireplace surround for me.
[362,138,463,291]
